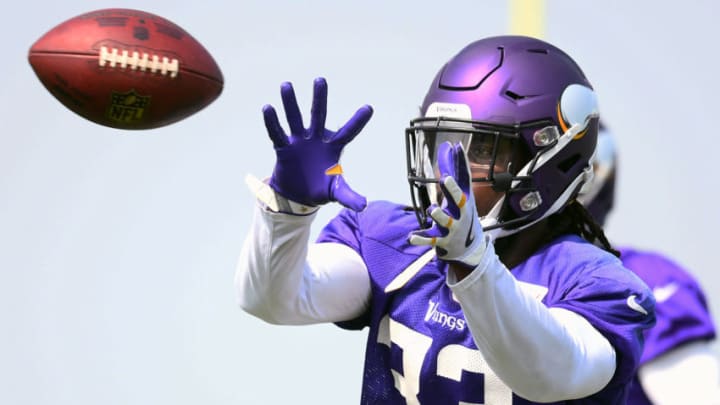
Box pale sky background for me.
[1,1,719,404]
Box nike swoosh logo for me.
[627,295,649,315]
[465,225,475,247]
[653,282,679,303]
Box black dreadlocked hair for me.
[546,199,620,257]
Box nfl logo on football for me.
[106,89,150,124]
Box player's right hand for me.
[409,142,487,269]
[263,77,373,212]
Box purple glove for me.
[263,78,373,211]
[409,142,486,268]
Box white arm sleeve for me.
[639,340,720,404]
[235,203,371,325]
[449,238,616,402]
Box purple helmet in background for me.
[578,121,617,226]
[406,35,599,238]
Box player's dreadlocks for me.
[547,199,620,257]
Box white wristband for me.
[245,174,319,215]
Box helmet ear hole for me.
[559,153,581,173]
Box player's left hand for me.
[409,142,487,269]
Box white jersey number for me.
[377,315,512,405]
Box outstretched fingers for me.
[408,204,448,246]
[280,82,305,136]
[334,105,374,145]
[442,176,467,212]
[408,224,445,246]
[262,104,288,148]
[435,142,471,218]
[408,232,434,246]
[437,142,471,190]
[309,77,328,136]
[429,206,454,229]
[451,143,472,194]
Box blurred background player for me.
[579,123,720,404]
[236,35,655,403]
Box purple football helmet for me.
[578,121,617,226]
[406,36,599,238]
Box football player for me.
[579,123,720,404]
[236,36,655,403]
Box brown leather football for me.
[28,8,223,130]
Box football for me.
[28,8,223,130]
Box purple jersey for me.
[620,247,717,405]
[317,201,655,404]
